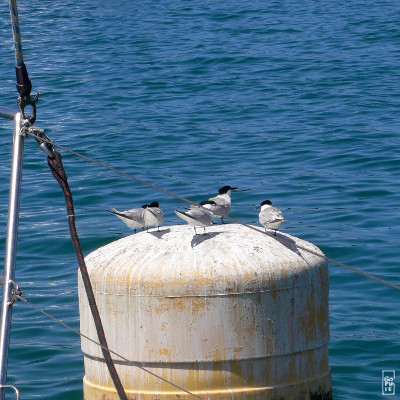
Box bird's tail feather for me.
[109,208,128,218]
[175,210,197,223]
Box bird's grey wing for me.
[154,208,164,224]
[110,207,130,218]
[190,208,213,225]
[175,210,196,224]
[110,207,145,230]
[260,208,285,225]
[272,206,285,221]
[144,207,164,226]
[200,202,216,213]
[126,208,146,221]
[112,208,144,223]
[207,195,219,204]
[259,208,275,224]
[175,208,212,226]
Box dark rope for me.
[47,150,128,400]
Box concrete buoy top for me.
[85,223,326,297]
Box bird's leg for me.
[158,226,160,232]
[221,218,225,224]
[274,229,277,236]
[134,229,137,234]
[194,226,198,235]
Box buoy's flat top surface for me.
[84,224,326,296]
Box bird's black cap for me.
[218,186,237,194]
[142,201,160,208]
[260,199,272,207]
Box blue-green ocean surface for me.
[1,1,400,399]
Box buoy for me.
[78,224,332,400]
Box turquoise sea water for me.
[1,1,400,399]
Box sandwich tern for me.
[109,206,145,233]
[202,185,237,223]
[175,200,216,234]
[143,201,164,231]
[257,199,286,235]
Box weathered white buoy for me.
[78,224,332,400]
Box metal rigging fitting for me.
[7,280,22,307]
[17,91,40,126]
[15,62,32,97]
[29,126,55,159]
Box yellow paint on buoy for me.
[78,224,332,399]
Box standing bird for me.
[109,206,145,233]
[202,185,237,223]
[175,200,216,234]
[257,200,286,235]
[143,201,164,231]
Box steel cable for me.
[8,0,24,66]
[27,130,400,293]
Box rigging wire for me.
[15,295,206,400]
[8,0,24,66]
[26,130,400,293]
[8,0,38,123]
